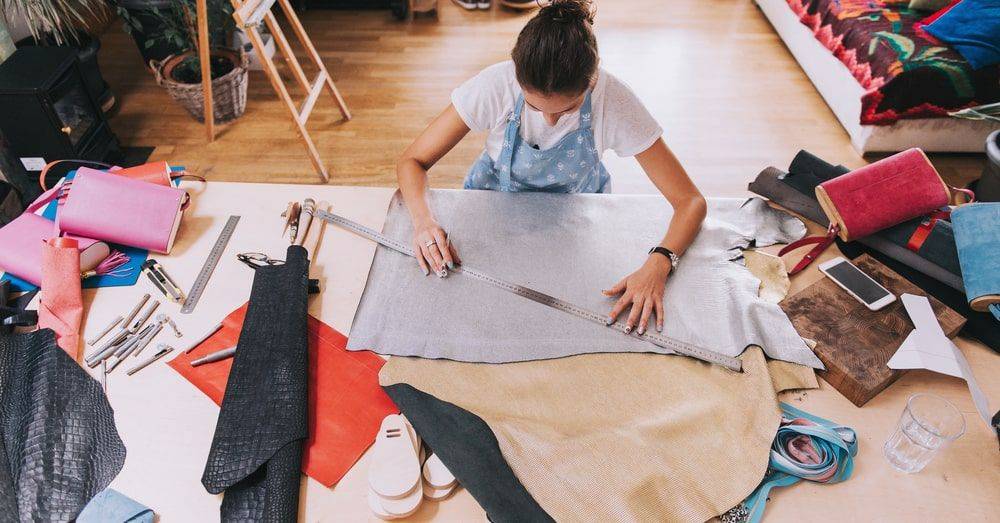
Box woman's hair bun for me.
[539,0,594,25]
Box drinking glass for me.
[883,393,965,473]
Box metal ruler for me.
[316,210,742,371]
[181,215,240,314]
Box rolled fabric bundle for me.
[752,151,964,290]
[951,203,1000,321]
[749,162,1000,352]
[37,237,84,359]
[201,245,309,522]
[722,403,857,523]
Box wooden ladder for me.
[230,0,351,182]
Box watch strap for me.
[648,246,679,268]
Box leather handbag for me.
[0,213,109,286]
[58,167,188,254]
[779,148,969,274]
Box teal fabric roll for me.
[952,203,1000,321]
[722,403,858,523]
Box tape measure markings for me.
[316,210,741,371]
[181,215,240,314]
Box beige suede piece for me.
[381,349,818,523]
[378,250,818,522]
[742,250,791,305]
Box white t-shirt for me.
[451,61,663,162]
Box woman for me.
[396,0,706,336]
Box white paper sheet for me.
[889,293,995,429]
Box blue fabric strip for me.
[733,403,858,523]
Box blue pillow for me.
[925,0,1000,69]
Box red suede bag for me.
[779,148,968,274]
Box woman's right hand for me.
[412,217,460,277]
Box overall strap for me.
[497,95,526,192]
[578,91,594,131]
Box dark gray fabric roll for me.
[202,246,310,522]
[383,384,553,523]
[0,329,126,522]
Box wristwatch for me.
[648,246,680,270]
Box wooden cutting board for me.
[780,254,965,407]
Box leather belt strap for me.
[777,224,839,275]
[906,209,951,252]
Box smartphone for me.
[818,257,896,311]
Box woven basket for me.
[153,48,248,124]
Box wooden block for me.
[780,254,965,407]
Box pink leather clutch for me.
[0,213,109,285]
[815,148,949,241]
[58,168,187,254]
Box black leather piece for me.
[1,281,36,335]
[383,384,554,523]
[0,329,126,522]
[0,179,23,227]
[202,246,310,522]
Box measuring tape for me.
[181,215,241,314]
[316,210,742,371]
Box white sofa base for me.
[755,0,999,153]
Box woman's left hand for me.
[603,255,672,335]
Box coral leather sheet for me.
[168,303,397,487]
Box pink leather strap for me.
[777,224,839,275]
[38,159,113,191]
[950,186,975,204]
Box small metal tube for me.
[191,346,237,367]
[86,331,130,367]
[126,345,174,376]
[87,315,123,346]
[127,300,160,332]
[131,324,163,358]
[121,294,151,327]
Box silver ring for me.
[424,240,437,248]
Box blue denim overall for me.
[463,91,611,193]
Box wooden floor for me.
[98,0,985,193]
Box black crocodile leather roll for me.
[202,245,309,522]
[0,329,126,522]
[383,383,553,523]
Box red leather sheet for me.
[168,303,398,487]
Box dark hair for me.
[511,0,598,95]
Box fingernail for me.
[625,325,633,334]
[421,266,429,276]
[437,269,447,278]
[637,326,645,335]
[447,261,455,270]
[657,324,663,333]
[606,317,614,326]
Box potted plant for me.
[0,0,115,111]
[145,0,248,124]
[114,0,229,64]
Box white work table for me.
[69,182,998,521]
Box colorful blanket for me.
[788,0,1000,125]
